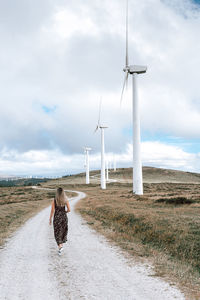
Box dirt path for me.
[0,189,185,299]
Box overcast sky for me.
[0,0,200,176]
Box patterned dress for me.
[53,199,68,245]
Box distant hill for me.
[112,166,200,183]
[0,177,49,187]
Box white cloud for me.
[141,141,198,171]
[46,8,99,39]
[0,141,199,176]
[0,0,200,174]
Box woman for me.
[49,187,71,255]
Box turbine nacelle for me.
[84,147,92,152]
[94,125,108,133]
[83,147,92,154]
[123,65,147,74]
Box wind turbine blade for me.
[125,71,129,91]
[98,98,102,127]
[94,125,99,134]
[125,0,129,67]
[94,97,102,133]
[120,71,129,105]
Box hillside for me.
[112,166,200,183]
[58,166,200,185]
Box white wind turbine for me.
[121,0,147,195]
[113,155,117,172]
[94,100,108,189]
[83,147,92,184]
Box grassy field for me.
[1,166,200,298]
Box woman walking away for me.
[49,187,71,255]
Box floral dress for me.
[53,199,68,245]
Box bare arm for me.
[49,200,55,225]
[66,200,71,213]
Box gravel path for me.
[0,190,185,300]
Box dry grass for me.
[75,178,200,299]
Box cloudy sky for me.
[0,0,200,176]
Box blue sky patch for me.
[143,133,200,154]
[123,127,200,154]
[42,105,57,114]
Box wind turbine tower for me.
[100,126,108,189]
[95,100,108,189]
[83,147,92,184]
[121,0,147,195]
[114,155,116,172]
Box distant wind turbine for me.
[94,100,108,189]
[121,0,147,195]
[113,155,116,172]
[83,147,92,184]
